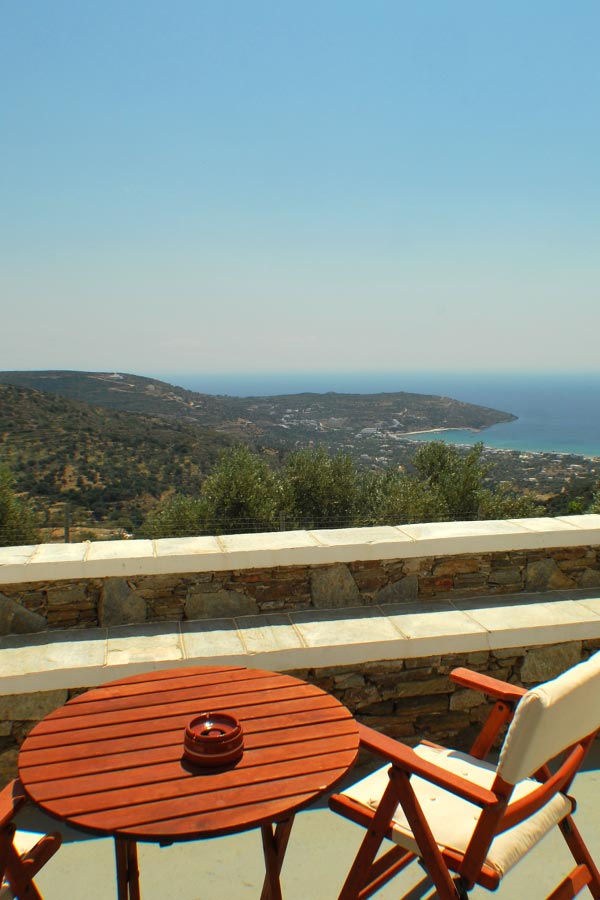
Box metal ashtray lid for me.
[183,712,244,767]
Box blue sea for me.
[155,371,600,459]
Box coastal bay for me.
[169,371,600,459]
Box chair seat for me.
[342,743,573,878]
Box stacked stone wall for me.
[296,638,600,750]
[2,638,599,787]
[1,545,599,632]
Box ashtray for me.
[183,712,244,767]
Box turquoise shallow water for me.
[155,371,600,458]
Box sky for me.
[2,1,599,377]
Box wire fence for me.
[2,432,597,546]
[0,505,554,547]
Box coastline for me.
[166,371,600,459]
[400,429,600,462]
[398,426,483,436]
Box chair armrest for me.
[450,667,527,703]
[357,723,498,808]
[0,779,27,828]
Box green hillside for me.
[0,383,235,529]
[0,370,516,442]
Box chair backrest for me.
[497,650,600,785]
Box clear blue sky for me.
[2,1,599,376]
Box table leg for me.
[115,837,141,900]
[260,816,294,900]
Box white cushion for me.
[10,830,44,857]
[498,650,600,784]
[342,743,572,878]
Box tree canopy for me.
[0,464,40,547]
[140,441,543,539]
[281,447,361,529]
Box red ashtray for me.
[183,712,244,767]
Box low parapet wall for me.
[1,516,600,631]
[1,516,600,786]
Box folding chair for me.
[330,651,600,900]
[0,779,61,900]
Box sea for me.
[156,371,600,459]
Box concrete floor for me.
[14,747,600,900]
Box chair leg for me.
[337,771,464,900]
[337,826,388,899]
[3,840,45,900]
[392,769,464,900]
[337,778,407,900]
[559,816,600,899]
[453,877,470,900]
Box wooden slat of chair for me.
[450,669,526,761]
[546,865,592,900]
[0,780,61,900]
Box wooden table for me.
[18,665,359,899]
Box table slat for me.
[19,666,359,843]
[68,761,353,837]
[30,683,327,735]
[45,670,299,719]
[20,712,354,768]
[25,729,357,797]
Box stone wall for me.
[2,545,600,633]
[2,521,600,784]
[298,637,600,749]
[2,637,599,787]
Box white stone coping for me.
[1,589,599,696]
[1,516,600,585]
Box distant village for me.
[269,402,599,503]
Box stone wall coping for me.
[1,516,600,585]
[1,588,599,695]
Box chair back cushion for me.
[498,650,600,784]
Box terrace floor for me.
[15,744,600,900]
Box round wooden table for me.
[18,665,360,899]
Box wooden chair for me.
[0,779,61,900]
[330,651,600,900]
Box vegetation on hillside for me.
[2,374,597,543]
[140,442,542,538]
[0,465,39,547]
[0,383,235,531]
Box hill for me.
[0,382,235,530]
[0,370,516,446]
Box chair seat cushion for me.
[341,743,573,877]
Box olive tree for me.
[0,464,40,547]
[282,447,361,529]
[140,494,205,539]
[199,445,282,533]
